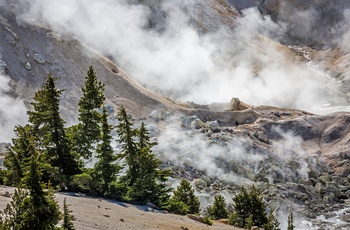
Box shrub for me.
[166,198,190,215]
[68,172,93,193]
[203,216,213,226]
[207,195,229,220]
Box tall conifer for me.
[76,66,105,159]
[27,74,81,179]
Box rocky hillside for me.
[1,0,350,229]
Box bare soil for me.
[0,186,240,230]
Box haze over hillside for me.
[1,1,350,229]
[3,0,350,116]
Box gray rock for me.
[193,178,207,189]
[206,120,219,132]
[255,130,269,143]
[191,118,204,130]
[33,53,46,64]
[318,175,332,184]
[25,62,32,70]
[182,116,199,129]
[0,60,8,74]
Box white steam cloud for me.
[15,0,350,114]
[0,74,27,143]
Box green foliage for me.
[231,185,267,228]
[62,197,75,230]
[76,66,105,159]
[20,141,61,229]
[0,140,61,230]
[168,179,200,214]
[287,212,294,230]
[68,172,93,193]
[203,216,213,226]
[166,199,189,215]
[3,125,32,186]
[207,195,229,220]
[27,74,81,181]
[116,106,138,186]
[93,107,119,195]
[264,212,281,230]
[116,108,170,206]
[245,215,253,229]
[0,188,28,229]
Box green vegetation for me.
[207,194,229,220]
[0,66,172,228]
[63,197,76,230]
[288,212,295,230]
[203,216,213,226]
[76,66,105,159]
[167,179,200,214]
[264,211,281,230]
[230,185,267,228]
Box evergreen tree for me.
[116,106,138,186]
[264,212,281,230]
[76,66,105,159]
[249,184,267,226]
[231,185,267,227]
[3,125,32,186]
[287,212,295,230]
[168,179,200,214]
[94,107,119,195]
[127,123,170,206]
[27,74,81,180]
[62,197,75,230]
[19,140,61,229]
[0,189,28,229]
[207,195,229,220]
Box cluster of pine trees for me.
[0,67,172,228]
[205,185,294,230]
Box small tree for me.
[62,197,75,230]
[0,189,28,229]
[207,195,229,220]
[116,106,138,186]
[287,212,294,230]
[76,66,105,159]
[127,123,170,206]
[94,107,119,195]
[231,185,267,227]
[3,125,32,186]
[264,212,281,230]
[168,179,200,214]
[20,140,61,229]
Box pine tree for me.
[3,125,32,186]
[264,212,281,230]
[27,74,81,180]
[116,106,138,186]
[19,139,61,229]
[127,123,170,206]
[231,185,267,227]
[76,66,105,159]
[232,186,250,227]
[249,184,267,226]
[62,197,75,230]
[94,107,119,195]
[287,212,294,230]
[0,189,28,229]
[169,179,200,214]
[207,195,229,220]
